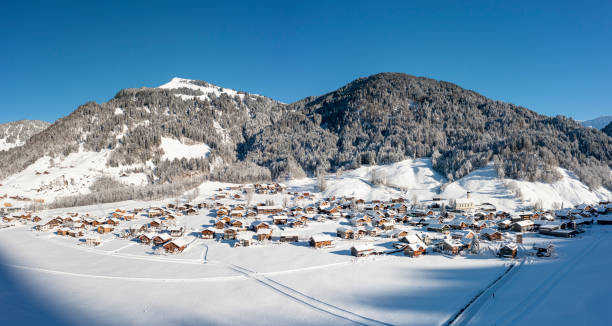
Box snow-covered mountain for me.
[0,73,610,206]
[581,115,612,129]
[0,120,50,151]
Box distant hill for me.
[0,120,50,151]
[0,73,610,192]
[582,116,612,129]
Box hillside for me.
[0,120,50,151]
[0,73,611,201]
[246,73,612,188]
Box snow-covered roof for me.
[168,238,190,247]
[351,244,374,251]
[513,220,534,227]
[310,234,333,242]
[481,228,499,235]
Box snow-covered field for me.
[1,158,612,325]
[1,201,611,325]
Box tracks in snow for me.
[443,259,524,326]
[226,263,393,326]
[492,232,605,326]
[5,263,246,283]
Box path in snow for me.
[489,232,605,326]
[225,263,394,326]
[444,258,524,326]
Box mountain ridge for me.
[581,115,612,129]
[0,120,51,151]
[0,73,610,192]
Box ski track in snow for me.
[445,259,523,326]
[225,263,394,326]
[490,232,605,326]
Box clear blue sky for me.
[1,1,610,124]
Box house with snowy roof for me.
[351,244,375,257]
[309,234,334,248]
[164,238,189,253]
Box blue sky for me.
[0,1,610,124]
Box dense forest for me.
[603,121,612,137]
[1,73,611,190]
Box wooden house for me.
[168,226,185,237]
[228,208,244,218]
[280,232,299,242]
[57,228,69,236]
[442,239,462,255]
[68,229,83,237]
[480,228,502,241]
[164,238,189,253]
[387,229,408,238]
[214,220,226,229]
[365,225,381,237]
[106,218,120,226]
[201,228,216,239]
[353,228,367,239]
[251,221,270,231]
[224,228,238,240]
[349,215,370,226]
[230,219,245,229]
[149,220,163,230]
[85,236,101,246]
[499,243,518,258]
[256,205,284,215]
[404,243,426,257]
[512,220,535,232]
[237,233,252,246]
[309,234,334,248]
[256,228,273,241]
[427,223,450,233]
[392,203,408,213]
[153,234,172,245]
[97,224,114,234]
[351,245,375,257]
[290,219,305,228]
[336,227,354,239]
[272,216,288,225]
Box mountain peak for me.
[157,77,243,98]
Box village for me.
[2,182,612,262]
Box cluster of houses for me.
[199,185,612,258]
[2,182,612,260]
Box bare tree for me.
[317,168,327,192]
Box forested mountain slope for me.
[603,121,612,137]
[1,73,610,191]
